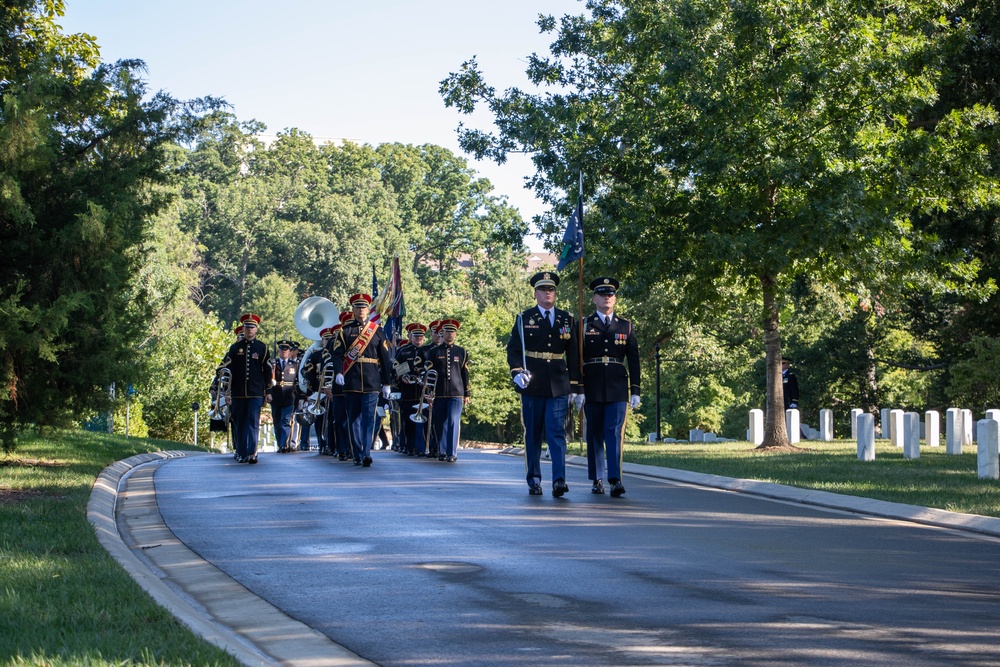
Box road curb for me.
[88,450,376,667]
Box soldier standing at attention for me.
[428,319,470,462]
[394,323,427,455]
[506,272,581,496]
[217,313,271,464]
[576,277,640,497]
[330,294,392,467]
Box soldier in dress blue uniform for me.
[270,339,299,452]
[328,314,353,460]
[781,357,800,410]
[428,319,470,462]
[216,313,271,463]
[576,277,640,497]
[506,271,581,496]
[330,294,392,467]
[296,335,324,452]
[422,321,442,458]
[394,323,428,455]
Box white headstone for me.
[689,428,704,443]
[977,419,999,479]
[850,408,863,440]
[703,432,717,443]
[903,412,920,459]
[889,409,905,447]
[857,413,875,461]
[786,409,800,444]
[880,408,891,438]
[963,409,974,444]
[987,409,1000,423]
[925,410,940,447]
[946,408,964,455]
[820,409,833,442]
[749,409,764,445]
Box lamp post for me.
[191,402,200,448]
[654,344,662,441]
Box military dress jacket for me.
[220,338,271,399]
[393,342,425,402]
[269,358,300,408]
[506,306,581,398]
[428,343,470,399]
[580,312,640,403]
[330,319,392,393]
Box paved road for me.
[147,449,1000,666]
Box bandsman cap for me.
[349,293,373,307]
[440,319,460,332]
[239,313,262,328]
[406,322,428,335]
[589,276,619,295]
[339,311,353,325]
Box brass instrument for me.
[410,363,438,424]
[208,368,232,433]
[311,353,336,417]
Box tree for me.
[0,0,220,450]
[442,0,999,447]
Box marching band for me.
[207,270,640,497]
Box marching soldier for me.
[428,319,470,462]
[422,321,442,458]
[296,333,326,452]
[330,295,391,467]
[577,277,640,497]
[216,313,271,464]
[270,339,299,453]
[328,312,353,460]
[506,272,581,496]
[394,323,428,455]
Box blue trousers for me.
[230,397,263,460]
[521,394,568,486]
[585,401,627,483]
[298,419,312,450]
[345,392,378,461]
[433,397,463,458]
[332,395,351,457]
[273,403,293,449]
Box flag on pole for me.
[369,256,405,347]
[371,263,379,299]
[557,189,584,271]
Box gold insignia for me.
[544,272,551,281]
[603,278,609,284]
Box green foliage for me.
[948,336,1000,412]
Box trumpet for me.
[410,363,438,424]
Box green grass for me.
[0,429,240,667]
[618,438,1000,517]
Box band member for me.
[422,321,442,458]
[270,339,299,453]
[577,277,640,497]
[507,272,581,496]
[330,295,391,467]
[215,313,271,464]
[428,319,470,462]
[328,312,353,460]
[297,333,325,452]
[394,323,427,455]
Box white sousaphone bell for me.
[293,296,339,342]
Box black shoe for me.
[529,483,543,496]
[446,456,457,462]
[235,455,246,463]
[416,452,426,458]
[610,481,626,497]
[591,480,605,494]
[247,456,258,464]
[438,454,446,461]
[338,453,347,461]
[362,456,372,467]
[353,458,362,466]
[552,479,569,497]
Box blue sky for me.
[60,0,585,249]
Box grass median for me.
[0,429,239,667]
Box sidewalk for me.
[89,448,1000,667]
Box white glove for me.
[629,394,640,409]
[335,373,345,386]
[513,373,529,389]
[572,394,585,410]
[381,384,391,399]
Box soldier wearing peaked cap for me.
[330,294,392,467]
[421,320,442,457]
[428,319,470,462]
[270,339,299,453]
[577,277,640,498]
[506,271,581,497]
[215,313,271,464]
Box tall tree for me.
[442,0,998,446]
[0,0,219,449]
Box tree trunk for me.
[758,273,790,448]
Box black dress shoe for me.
[416,452,426,458]
[247,455,258,464]
[338,453,347,461]
[353,459,362,466]
[591,480,605,494]
[610,481,626,497]
[438,454,446,461]
[361,456,372,467]
[552,479,569,497]
[529,483,543,496]
[446,455,457,462]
